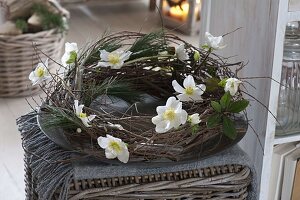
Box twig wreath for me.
[30,31,250,163]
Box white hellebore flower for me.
[61,42,78,67]
[97,49,132,69]
[152,97,188,133]
[205,32,226,50]
[74,100,96,127]
[175,44,189,61]
[172,75,206,102]
[188,113,201,125]
[29,59,51,85]
[224,78,242,96]
[97,134,129,163]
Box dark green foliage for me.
[205,77,220,92]
[207,114,222,128]
[42,105,85,130]
[223,116,237,139]
[129,31,167,60]
[32,3,65,31]
[228,100,249,113]
[220,92,231,109]
[15,19,28,32]
[207,92,249,140]
[211,101,221,113]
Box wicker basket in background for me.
[0,29,65,97]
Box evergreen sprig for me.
[32,3,65,32]
[129,31,167,60]
[41,105,85,130]
[82,77,143,106]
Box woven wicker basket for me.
[63,165,252,200]
[24,161,251,199]
[0,29,65,97]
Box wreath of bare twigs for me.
[37,30,250,162]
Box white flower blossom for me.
[74,100,96,127]
[29,59,51,85]
[205,32,226,50]
[61,42,78,67]
[97,134,129,163]
[175,44,189,61]
[152,97,188,133]
[97,49,132,69]
[188,113,201,125]
[224,78,242,96]
[172,75,206,102]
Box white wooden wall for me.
[199,0,281,191]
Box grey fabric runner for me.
[18,112,257,200]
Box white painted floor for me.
[0,1,199,199]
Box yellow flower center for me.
[109,141,122,153]
[185,86,194,95]
[163,108,176,121]
[36,66,45,78]
[231,82,235,88]
[79,112,87,118]
[108,53,120,65]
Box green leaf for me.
[202,44,209,49]
[223,116,237,140]
[207,114,222,128]
[211,101,222,113]
[228,100,249,113]
[218,78,228,87]
[220,92,231,109]
[193,50,201,61]
[66,51,77,64]
[191,124,200,135]
[205,77,220,92]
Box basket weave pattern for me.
[56,164,251,199]
[0,29,65,97]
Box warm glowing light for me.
[169,2,189,21]
[196,0,201,4]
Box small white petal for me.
[111,62,124,69]
[105,150,117,159]
[180,110,188,124]
[120,51,132,60]
[197,84,206,93]
[81,118,91,127]
[176,44,189,61]
[183,75,195,88]
[205,32,226,50]
[165,96,177,108]
[65,42,78,53]
[156,106,166,115]
[176,94,191,102]
[100,50,110,60]
[97,61,111,67]
[98,137,109,148]
[76,105,84,116]
[117,147,129,163]
[172,80,185,94]
[88,115,96,121]
[155,121,170,133]
[152,115,163,125]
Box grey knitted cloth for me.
[18,113,257,200]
